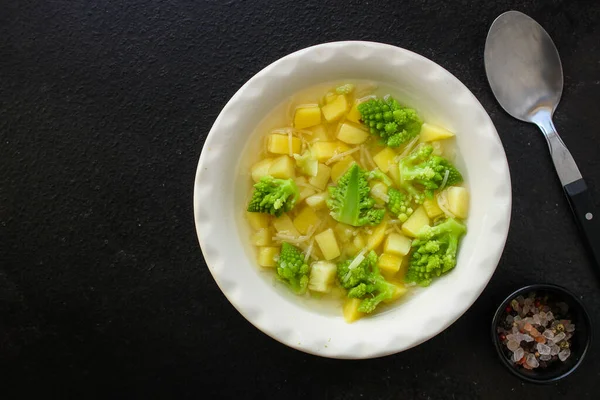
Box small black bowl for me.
[491,284,592,383]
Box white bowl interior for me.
[195,41,511,359]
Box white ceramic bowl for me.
[194,41,511,359]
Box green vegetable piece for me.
[277,242,309,294]
[357,97,423,147]
[294,149,318,177]
[247,176,299,217]
[387,187,414,222]
[337,251,395,313]
[398,144,463,204]
[406,218,467,287]
[326,164,385,227]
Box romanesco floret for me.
[406,218,467,287]
[357,97,423,147]
[277,242,309,294]
[337,251,395,313]
[398,144,463,203]
[326,164,385,227]
[387,187,414,222]
[367,168,393,186]
[247,176,299,217]
[293,149,318,177]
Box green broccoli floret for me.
[387,188,414,222]
[357,97,423,147]
[337,251,395,313]
[247,176,299,217]
[406,218,467,287]
[335,83,355,95]
[326,164,385,227]
[367,168,393,186]
[293,149,318,177]
[398,144,463,203]
[277,242,309,294]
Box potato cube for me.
[294,105,322,129]
[402,206,430,237]
[324,92,337,104]
[309,124,330,142]
[257,246,279,267]
[373,148,397,173]
[447,186,469,219]
[367,221,388,251]
[334,223,355,242]
[305,192,328,209]
[251,158,274,183]
[353,234,366,249]
[321,95,348,122]
[343,298,364,323]
[419,123,455,142]
[252,228,273,246]
[387,162,401,186]
[246,212,270,230]
[299,186,316,202]
[315,228,340,260]
[336,122,369,145]
[370,182,389,204]
[311,141,351,162]
[378,253,403,276]
[308,261,337,293]
[268,155,295,179]
[267,134,302,155]
[384,233,412,256]
[273,214,300,236]
[423,197,443,218]
[293,206,320,235]
[346,100,362,124]
[383,282,408,303]
[331,157,356,184]
[309,163,331,190]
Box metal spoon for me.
[484,10,600,268]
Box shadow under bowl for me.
[491,284,592,383]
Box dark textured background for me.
[1,0,599,398]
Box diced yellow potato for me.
[343,298,364,323]
[388,162,401,186]
[314,228,340,260]
[252,228,273,246]
[267,134,302,155]
[383,282,408,303]
[273,214,300,236]
[423,197,444,218]
[420,123,455,142]
[367,221,388,251]
[268,155,295,179]
[321,95,348,122]
[384,233,412,256]
[346,100,362,124]
[447,186,469,219]
[257,246,279,267]
[334,223,355,243]
[251,158,274,183]
[299,186,316,202]
[294,105,322,129]
[246,212,270,230]
[373,148,397,173]
[378,253,403,276]
[305,192,328,209]
[402,206,430,237]
[331,157,356,183]
[308,261,337,293]
[308,163,331,190]
[324,92,337,104]
[336,122,369,145]
[293,206,320,235]
[309,124,330,142]
[311,141,351,162]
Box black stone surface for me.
[1,0,599,398]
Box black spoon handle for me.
[564,179,600,268]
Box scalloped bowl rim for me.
[194,41,512,359]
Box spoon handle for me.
[564,179,600,268]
